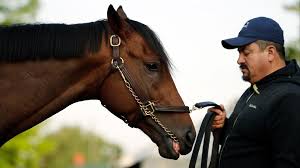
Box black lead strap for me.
[189,101,222,168]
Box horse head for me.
[98,5,196,159]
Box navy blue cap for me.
[222,17,284,49]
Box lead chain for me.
[116,65,179,143]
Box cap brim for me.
[221,37,257,49]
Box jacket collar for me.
[251,59,300,94]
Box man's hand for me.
[208,104,226,129]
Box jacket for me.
[219,60,300,168]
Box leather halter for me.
[109,35,189,143]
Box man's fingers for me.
[213,120,224,125]
[212,124,224,129]
[219,104,225,111]
[214,115,224,121]
[208,104,226,129]
[209,108,222,115]
[209,104,225,115]
[211,104,226,129]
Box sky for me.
[37,0,299,166]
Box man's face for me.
[237,42,269,84]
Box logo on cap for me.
[243,22,249,28]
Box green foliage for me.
[0,126,122,168]
[0,126,56,168]
[286,39,300,63]
[0,0,39,25]
[284,0,300,12]
[41,127,122,168]
[285,0,300,62]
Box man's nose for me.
[237,54,245,65]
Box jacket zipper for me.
[218,92,255,167]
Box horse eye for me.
[145,63,159,72]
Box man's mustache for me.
[240,64,248,70]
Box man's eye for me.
[244,52,250,56]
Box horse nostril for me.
[186,129,195,147]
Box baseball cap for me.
[221,17,284,49]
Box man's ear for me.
[267,45,276,62]
[107,4,132,38]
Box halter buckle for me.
[110,35,121,47]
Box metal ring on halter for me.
[110,35,121,46]
[111,57,124,68]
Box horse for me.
[0,5,196,159]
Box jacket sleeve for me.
[270,93,300,168]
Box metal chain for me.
[116,64,179,143]
[116,66,145,107]
[148,113,179,143]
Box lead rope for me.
[189,101,222,168]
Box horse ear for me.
[117,6,128,19]
[107,5,121,33]
[107,4,131,38]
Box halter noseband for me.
[109,34,189,143]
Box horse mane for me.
[0,20,107,62]
[128,20,171,68]
[0,19,171,67]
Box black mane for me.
[128,20,171,68]
[0,20,107,62]
[0,19,170,66]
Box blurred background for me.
[0,0,299,168]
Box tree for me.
[0,126,56,168]
[0,0,39,25]
[41,127,122,168]
[285,0,300,62]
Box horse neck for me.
[0,45,112,145]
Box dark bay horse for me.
[0,5,196,159]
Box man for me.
[210,17,300,168]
